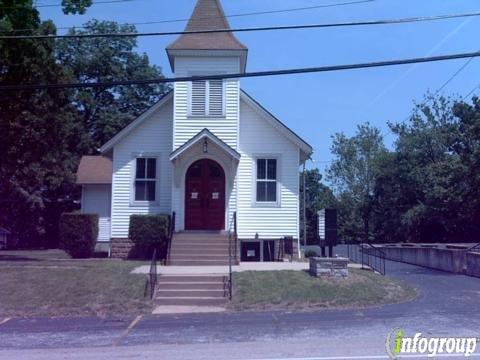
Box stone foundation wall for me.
[466,252,480,277]
[110,238,134,259]
[373,245,480,277]
[378,246,469,274]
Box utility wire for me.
[2,50,480,91]
[462,83,480,100]
[384,55,477,137]
[1,0,136,9]
[1,0,374,33]
[2,12,480,40]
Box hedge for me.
[129,214,170,258]
[59,213,98,258]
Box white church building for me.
[77,0,313,260]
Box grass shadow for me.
[0,254,41,262]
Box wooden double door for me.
[185,159,225,230]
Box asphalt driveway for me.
[0,254,479,359]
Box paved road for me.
[1,255,480,359]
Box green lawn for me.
[230,269,416,311]
[0,250,151,317]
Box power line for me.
[1,0,375,33]
[383,54,477,137]
[1,0,136,10]
[462,83,480,100]
[2,50,480,91]
[3,12,480,40]
[435,57,476,95]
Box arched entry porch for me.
[185,159,226,230]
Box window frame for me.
[130,153,160,206]
[252,155,281,207]
[188,75,226,118]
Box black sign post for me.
[317,209,338,258]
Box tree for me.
[327,123,387,243]
[55,20,170,149]
[299,169,336,244]
[0,0,89,246]
[376,95,480,243]
[0,6,167,247]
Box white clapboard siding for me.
[81,184,111,242]
[173,56,240,149]
[111,100,173,238]
[237,99,300,239]
[98,217,111,241]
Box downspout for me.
[300,161,307,258]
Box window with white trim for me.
[256,158,277,202]
[135,158,156,201]
[190,79,224,116]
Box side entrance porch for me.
[170,128,240,233]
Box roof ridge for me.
[166,0,247,52]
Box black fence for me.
[347,243,386,275]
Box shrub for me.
[129,214,170,258]
[304,249,318,258]
[59,213,98,258]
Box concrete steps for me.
[168,231,230,266]
[160,282,225,290]
[156,289,225,298]
[170,248,229,255]
[154,274,228,307]
[169,259,230,266]
[154,297,228,306]
[158,275,226,282]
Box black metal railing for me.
[227,211,237,300]
[147,249,158,299]
[467,243,480,253]
[165,211,176,265]
[347,242,386,275]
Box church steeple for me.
[166,0,248,72]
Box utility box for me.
[241,241,260,262]
[318,209,338,246]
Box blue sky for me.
[39,0,480,172]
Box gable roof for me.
[99,88,313,161]
[100,91,173,153]
[76,156,112,184]
[167,0,247,52]
[169,128,241,161]
[166,0,248,72]
[240,90,313,158]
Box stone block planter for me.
[309,257,349,278]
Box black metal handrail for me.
[165,211,176,265]
[147,249,158,299]
[347,242,386,275]
[227,211,237,300]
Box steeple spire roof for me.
[167,0,247,51]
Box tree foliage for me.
[0,4,167,247]
[374,95,480,242]
[300,169,336,244]
[56,20,169,148]
[0,0,88,246]
[328,96,480,244]
[327,123,387,242]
